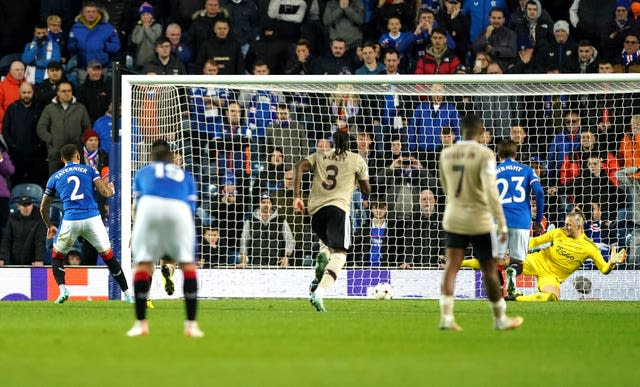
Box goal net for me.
[118,74,640,300]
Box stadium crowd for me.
[1,0,640,268]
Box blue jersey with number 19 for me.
[45,162,101,220]
[496,159,545,230]
[134,162,197,213]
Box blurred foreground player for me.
[127,140,203,337]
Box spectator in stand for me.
[372,0,415,38]
[509,0,554,54]
[474,61,515,140]
[615,30,640,72]
[314,38,356,74]
[0,146,14,233]
[259,0,307,74]
[558,129,600,187]
[354,200,391,267]
[547,110,583,184]
[413,9,455,65]
[2,83,48,188]
[238,191,295,267]
[142,37,187,75]
[569,0,617,46]
[408,83,460,152]
[75,60,111,123]
[356,42,385,74]
[324,0,364,55]
[187,0,229,58]
[567,40,600,73]
[252,147,286,200]
[462,0,508,44]
[274,168,306,265]
[0,196,46,266]
[165,24,192,69]
[79,129,108,173]
[425,126,455,173]
[570,154,622,220]
[507,35,543,73]
[471,51,493,73]
[211,172,247,264]
[603,1,636,61]
[21,23,62,85]
[472,7,517,69]
[34,61,67,106]
[196,19,244,75]
[510,124,538,158]
[380,16,416,66]
[214,101,252,178]
[131,2,163,69]
[40,3,76,36]
[93,102,113,155]
[440,0,470,63]
[198,226,223,267]
[414,27,461,74]
[222,0,260,56]
[0,61,26,135]
[618,115,640,174]
[406,188,444,268]
[285,39,315,75]
[265,104,310,165]
[36,81,91,174]
[46,15,68,65]
[67,2,121,84]
[300,0,330,57]
[535,20,577,73]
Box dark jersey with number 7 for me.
[439,140,506,235]
[305,149,369,216]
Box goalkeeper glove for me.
[609,246,626,265]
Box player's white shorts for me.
[497,228,530,262]
[54,215,111,254]
[131,195,195,264]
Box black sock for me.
[133,271,151,320]
[509,263,523,275]
[52,258,66,285]
[183,270,198,321]
[104,257,129,292]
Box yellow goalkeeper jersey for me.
[528,228,612,282]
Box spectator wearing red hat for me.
[80,129,108,173]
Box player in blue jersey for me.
[495,139,545,299]
[126,140,203,338]
[40,144,134,304]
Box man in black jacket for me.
[0,196,46,266]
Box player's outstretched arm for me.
[358,178,372,196]
[293,158,311,214]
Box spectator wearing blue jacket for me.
[379,16,416,68]
[68,3,121,83]
[408,87,460,153]
[547,110,583,182]
[21,24,61,85]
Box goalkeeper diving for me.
[462,210,626,301]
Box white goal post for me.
[118,73,640,301]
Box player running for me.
[293,130,371,312]
[126,140,203,337]
[40,144,133,304]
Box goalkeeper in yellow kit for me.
[514,210,625,301]
[461,210,626,300]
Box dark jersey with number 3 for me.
[305,149,369,215]
[439,140,506,235]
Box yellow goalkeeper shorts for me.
[523,254,561,291]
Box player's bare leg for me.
[127,262,153,337]
[310,248,347,312]
[439,247,463,331]
[180,261,203,337]
[479,259,523,330]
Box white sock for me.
[491,298,507,325]
[59,284,67,292]
[314,287,326,298]
[124,290,131,297]
[440,295,455,322]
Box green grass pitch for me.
[1,299,638,387]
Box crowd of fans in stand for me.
[1,0,640,268]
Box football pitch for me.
[1,299,638,387]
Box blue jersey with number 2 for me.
[496,159,543,230]
[134,162,197,213]
[45,162,101,220]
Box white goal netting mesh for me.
[121,74,640,299]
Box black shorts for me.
[311,205,351,251]
[445,231,497,261]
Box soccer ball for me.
[373,282,394,300]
